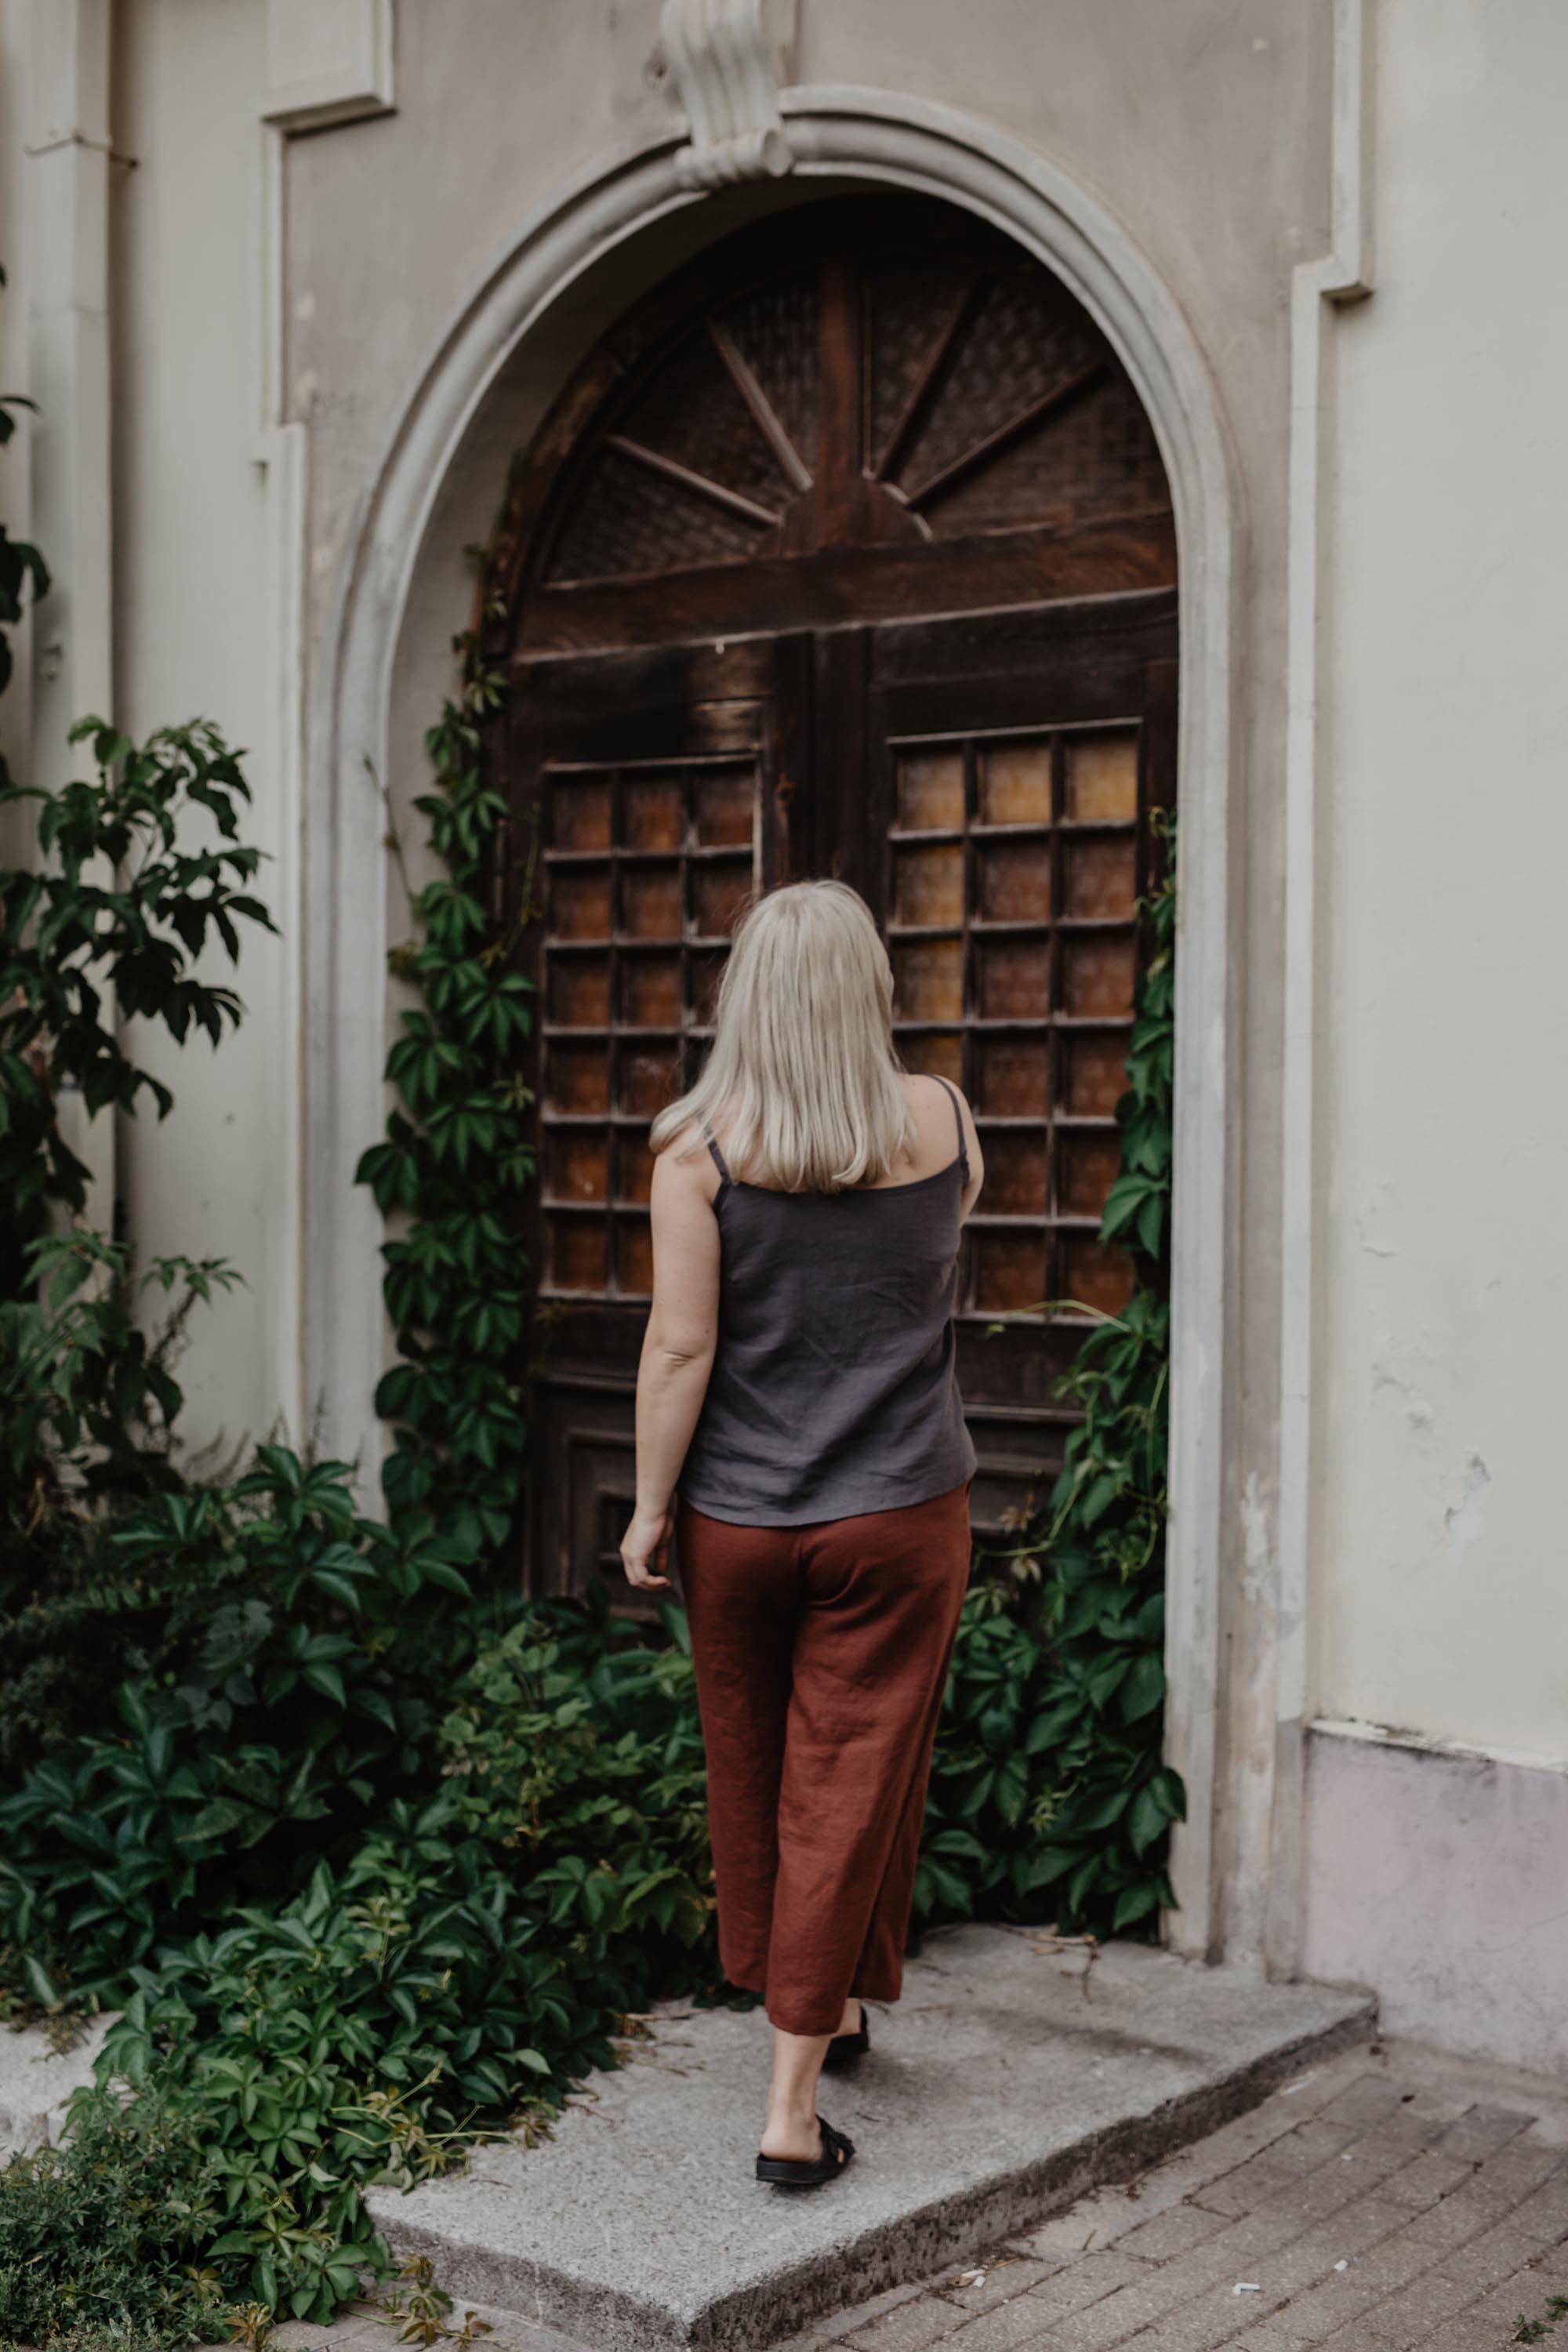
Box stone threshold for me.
[367,1924,1374,2350]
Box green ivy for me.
[942,817,1182,1935]
[0,717,274,1301]
[354,651,535,1557]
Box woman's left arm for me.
[621,1139,720,1591]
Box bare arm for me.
[620,1134,720,1592]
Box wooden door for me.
[507,637,810,1606]
[862,598,1175,1531]
[491,194,1178,1602]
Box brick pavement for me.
[260,2036,1568,2352]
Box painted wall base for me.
[1301,1723,1568,2078]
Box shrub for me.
[0,2083,225,2352]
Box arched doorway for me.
[481,194,1178,1602]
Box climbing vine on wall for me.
[354,637,537,1559]
[932,813,1182,1936]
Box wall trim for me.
[1271,0,1376,1977]
[27,0,116,1232]
[256,3,397,1436]
[263,0,394,136]
[310,90,1243,1961]
[1312,1717,1568,1781]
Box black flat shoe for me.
[822,2002,870,2073]
[756,2116,855,2190]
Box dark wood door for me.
[492,195,1178,1603]
[862,597,1175,1532]
[510,636,810,1605]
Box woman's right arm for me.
[621,1138,720,1592]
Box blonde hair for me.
[649,879,916,1192]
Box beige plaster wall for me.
[1319,0,1568,1768]
[108,0,285,1458]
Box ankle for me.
[766,2085,818,2129]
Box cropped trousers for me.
[675,1479,972,2038]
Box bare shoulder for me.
[899,1069,981,1173]
[651,1120,723,1205]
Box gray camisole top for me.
[677,1077,978,1527]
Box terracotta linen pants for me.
[675,1479,972,2037]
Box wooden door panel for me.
[869,601,1177,1541]
[508,637,811,1600]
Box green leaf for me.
[1120,1652,1166,1722]
[1112,1881,1162,1930]
[302,1660,348,1708]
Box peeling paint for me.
[1240,1470,1275,1610]
[1443,1453,1490,1566]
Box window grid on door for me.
[887,722,1142,1323]
[538,753,761,1300]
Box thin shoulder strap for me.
[701,1118,732,1189]
[931,1075,970,1179]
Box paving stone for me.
[1400,2172,1529,2246]
[1011,2207,1104,2260]
[1109,2297,1254,2352]
[1377,2148,1477,2209]
[781,2281,926,2347]
[1437,2221,1556,2294]
[1511,2169,1568,2241]
[1434,2102,1537,2161]
[846,2297,964,2352]
[1023,2283,1171,2350]
[1114,2200,1233,2260]
[1351,2263,1480,2346]
[1316,2074,1410,2129]
[1478,2140,1568,2199]
[1006,2249,1145,2324]
[936,2256,1057,2314]
[1417,2263,1566,2350]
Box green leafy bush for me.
[0,717,273,1301]
[0,2084,225,2352]
[3,1598,724,2328]
[0,1442,489,2007]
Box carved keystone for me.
[659,0,799,187]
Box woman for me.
[619,879,984,2190]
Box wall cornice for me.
[263,0,394,136]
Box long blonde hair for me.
[649,879,916,1192]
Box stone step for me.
[0,2010,114,2157]
[367,1924,1374,2350]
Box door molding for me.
[310,87,1243,1962]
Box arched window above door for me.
[486,197,1176,660]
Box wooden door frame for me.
[313,94,1245,1968]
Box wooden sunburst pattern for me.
[488,198,1177,657]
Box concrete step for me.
[0,2010,114,2157]
[368,1924,1374,2350]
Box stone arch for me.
[309,89,1243,1957]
